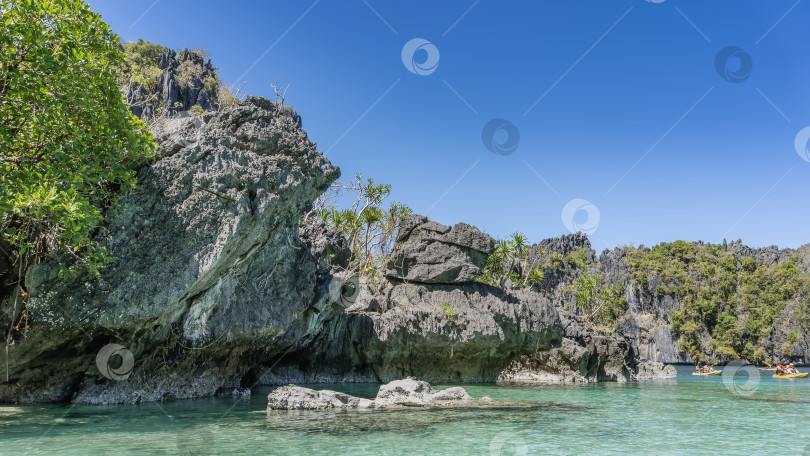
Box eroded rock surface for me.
[1,96,339,404]
[385,215,494,284]
[266,378,471,412]
[497,312,676,384]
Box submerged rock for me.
[266,385,374,410]
[266,378,472,412]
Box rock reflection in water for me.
[265,402,583,435]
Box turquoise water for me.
[2,366,809,455]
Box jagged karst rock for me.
[497,312,676,384]
[616,313,688,364]
[635,360,677,380]
[298,220,351,270]
[125,49,218,119]
[267,279,564,384]
[1,96,339,404]
[385,215,495,284]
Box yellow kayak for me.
[692,371,722,376]
[773,373,808,379]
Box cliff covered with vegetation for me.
[490,234,810,365]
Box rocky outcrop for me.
[385,215,495,284]
[273,276,564,384]
[497,312,676,384]
[616,313,688,364]
[266,378,471,411]
[123,49,249,120]
[267,385,374,410]
[374,378,471,406]
[519,233,810,366]
[1,96,339,404]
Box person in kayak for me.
[776,364,785,375]
[787,363,798,374]
[695,362,703,373]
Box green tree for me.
[477,233,546,289]
[0,0,157,277]
[307,174,411,279]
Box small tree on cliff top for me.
[306,174,411,280]
[0,0,157,278]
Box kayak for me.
[692,371,722,376]
[773,373,808,379]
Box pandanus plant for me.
[477,233,544,289]
[306,174,411,280]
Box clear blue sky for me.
[88,0,810,250]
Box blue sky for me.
[88,0,810,250]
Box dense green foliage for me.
[308,175,411,280]
[118,39,167,91]
[0,0,156,276]
[570,273,627,328]
[628,241,810,362]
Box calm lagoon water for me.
[1,366,808,455]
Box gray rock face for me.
[262,273,564,385]
[616,313,689,364]
[635,360,677,380]
[299,221,351,270]
[266,378,471,412]
[497,312,676,384]
[337,281,562,383]
[385,215,495,284]
[2,97,339,404]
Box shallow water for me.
[1,366,808,455]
